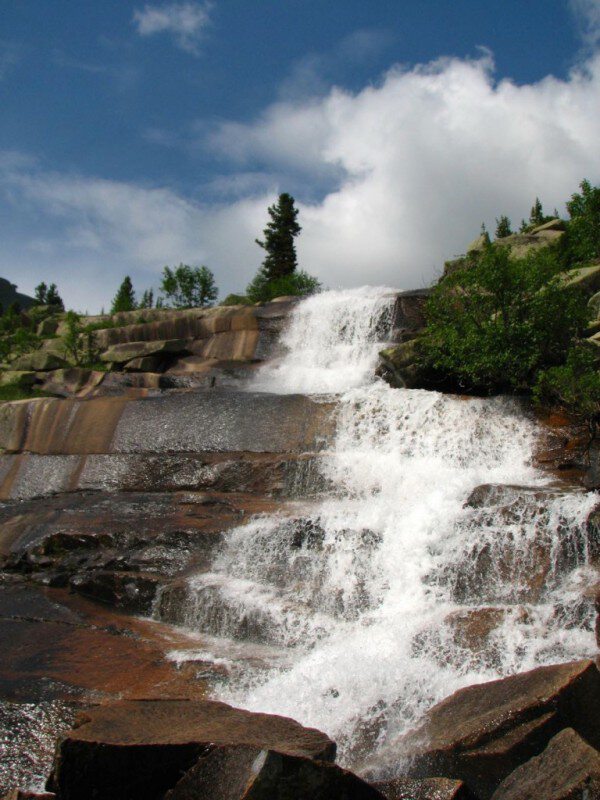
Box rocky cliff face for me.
[0,290,599,800]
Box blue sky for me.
[2,1,600,310]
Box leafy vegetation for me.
[0,385,52,403]
[564,179,600,266]
[246,270,321,304]
[160,264,218,308]
[534,346,600,443]
[220,294,253,306]
[421,242,587,393]
[61,311,100,367]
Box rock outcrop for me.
[395,659,600,800]
[490,727,600,800]
[46,699,344,800]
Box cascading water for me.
[168,287,599,775]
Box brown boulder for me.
[2,792,56,799]
[396,659,600,799]
[491,727,600,800]
[165,744,384,800]
[48,698,335,799]
[372,776,471,799]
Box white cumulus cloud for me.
[132,1,211,54]
[4,46,600,310]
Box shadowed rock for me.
[396,659,600,799]
[165,745,384,800]
[491,727,600,800]
[47,699,336,800]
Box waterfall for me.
[249,286,395,395]
[171,288,598,774]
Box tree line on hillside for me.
[419,179,600,441]
[108,193,320,314]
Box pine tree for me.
[111,276,136,313]
[139,288,154,309]
[34,282,48,304]
[530,197,545,227]
[46,283,64,310]
[495,215,512,238]
[255,193,302,281]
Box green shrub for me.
[0,385,51,403]
[246,270,321,304]
[420,242,588,393]
[534,345,600,441]
[564,179,600,266]
[61,311,100,367]
[220,294,252,306]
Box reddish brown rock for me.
[372,776,472,800]
[491,727,600,800]
[1,791,56,799]
[48,699,336,800]
[397,660,600,800]
[165,744,384,800]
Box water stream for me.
[168,288,598,774]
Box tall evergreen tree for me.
[495,215,512,238]
[46,283,64,310]
[34,282,48,304]
[529,197,545,227]
[111,276,136,313]
[139,288,154,309]
[255,193,302,280]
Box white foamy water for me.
[174,288,599,774]
[249,287,395,394]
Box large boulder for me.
[491,727,600,800]
[396,659,600,799]
[48,698,336,800]
[100,339,189,364]
[390,290,431,342]
[561,263,600,295]
[378,340,423,388]
[11,351,67,372]
[164,744,384,800]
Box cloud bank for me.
[4,48,600,310]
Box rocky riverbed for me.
[1,291,599,799]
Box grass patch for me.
[0,385,53,403]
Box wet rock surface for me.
[396,659,600,800]
[47,699,337,800]
[490,727,600,800]
[372,777,472,800]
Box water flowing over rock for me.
[1,288,599,797]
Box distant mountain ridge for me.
[0,277,35,310]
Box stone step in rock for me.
[0,491,287,611]
[47,698,336,800]
[490,727,600,800]
[0,451,329,501]
[394,659,600,800]
[0,390,335,455]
